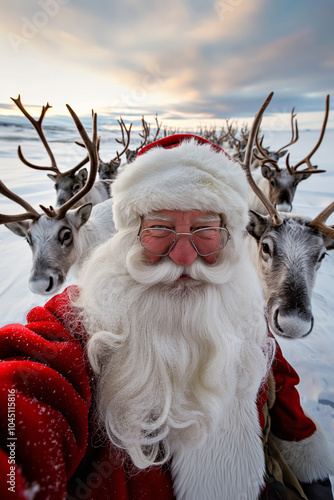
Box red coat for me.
[0,287,322,500]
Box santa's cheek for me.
[144,252,162,263]
[202,254,218,265]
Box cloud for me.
[0,0,333,127]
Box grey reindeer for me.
[241,92,334,340]
[124,116,153,164]
[11,95,113,207]
[1,106,115,296]
[249,96,329,213]
[98,117,132,180]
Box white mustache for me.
[126,244,235,286]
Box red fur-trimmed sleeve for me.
[269,340,334,483]
[270,340,316,441]
[0,288,91,500]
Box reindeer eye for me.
[59,228,72,246]
[262,242,270,254]
[72,183,81,194]
[270,180,275,187]
[318,252,327,263]
[25,235,32,246]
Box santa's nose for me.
[168,235,198,266]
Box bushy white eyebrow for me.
[144,214,174,222]
[196,216,221,223]
[143,213,221,224]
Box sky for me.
[0,0,334,130]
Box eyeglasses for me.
[137,227,230,257]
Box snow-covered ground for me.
[0,118,333,485]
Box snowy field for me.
[0,116,333,484]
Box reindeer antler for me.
[40,106,99,219]
[138,116,150,150]
[11,95,58,172]
[152,114,162,142]
[240,92,283,227]
[254,134,274,164]
[285,95,329,176]
[0,180,41,224]
[114,117,133,161]
[11,95,89,178]
[1,105,99,223]
[226,118,238,138]
[254,106,299,172]
[216,127,230,147]
[240,123,250,143]
[308,201,334,239]
[276,107,299,154]
[228,126,242,152]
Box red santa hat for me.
[111,134,249,232]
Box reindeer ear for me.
[4,221,30,237]
[278,149,288,158]
[296,170,315,182]
[68,203,93,229]
[47,174,57,182]
[261,164,276,180]
[77,168,88,183]
[247,210,270,239]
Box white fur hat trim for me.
[111,138,249,232]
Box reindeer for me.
[249,114,293,170]
[247,209,334,339]
[250,138,289,170]
[11,95,114,207]
[0,106,115,296]
[227,121,250,160]
[149,114,162,143]
[98,117,132,180]
[215,126,230,148]
[240,92,334,339]
[249,97,329,213]
[124,116,150,164]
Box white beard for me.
[76,228,275,498]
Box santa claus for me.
[0,134,333,500]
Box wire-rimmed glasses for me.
[137,227,230,257]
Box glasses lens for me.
[191,227,229,256]
[140,228,176,256]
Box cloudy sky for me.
[1,0,333,129]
